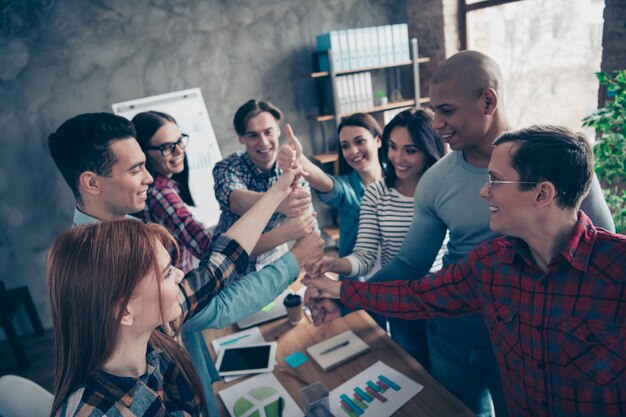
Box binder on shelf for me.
[352,28,367,69]
[384,25,395,65]
[338,30,350,71]
[316,31,342,72]
[366,27,380,67]
[354,74,364,112]
[317,24,413,72]
[377,26,389,66]
[363,72,374,109]
[393,24,410,63]
[401,24,410,61]
[346,29,358,70]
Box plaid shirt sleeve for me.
[179,234,249,322]
[148,180,212,260]
[213,157,249,212]
[341,249,483,318]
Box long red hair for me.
[47,220,207,415]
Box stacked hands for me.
[278,124,344,326]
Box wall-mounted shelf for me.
[309,97,430,122]
[310,37,429,245]
[310,57,431,79]
[310,38,428,134]
[311,152,339,164]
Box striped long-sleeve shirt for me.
[345,179,447,278]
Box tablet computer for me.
[215,342,277,377]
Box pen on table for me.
[320,340,349,355]
[220,333,251,347]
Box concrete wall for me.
[0,0,408,332]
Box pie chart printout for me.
[219,373,301,417]
[233,386,284,417]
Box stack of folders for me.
[307,330,370,372]
[316,24,410,72]
[336,72,374,114]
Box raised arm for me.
[179,169,303,317]
[303,248,482,325]
[213,156,311,218]
[278,123,334,193]
[341,184,381,276]
[368,175,447,283]
[228,187,311,218]
[308,184,380,277]
[250,210,317,257]
[223,169,300,253]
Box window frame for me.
[458,0,525,50]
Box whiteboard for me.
[112,88,222,228]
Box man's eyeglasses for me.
[144,134,189,156]
[486,173,538,194]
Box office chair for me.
[0,281,44,369]
[0,375,53,417]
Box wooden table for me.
[203,309,475,416]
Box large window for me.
[462,0,603,133]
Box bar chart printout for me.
[329,361,423,417]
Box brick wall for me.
[601,0,626,72]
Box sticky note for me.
[260,301,276,312]
[285,351,309,368]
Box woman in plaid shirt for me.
[48,167,307,416]
[132,110,212,274]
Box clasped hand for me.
[302,273,343,325]
[278,123,344,326]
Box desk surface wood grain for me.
[203,309,475,416]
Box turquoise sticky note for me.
[285,351,309,368]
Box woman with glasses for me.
[133,111,209,273]
[132,111,322,416]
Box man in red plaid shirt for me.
[304,125,626,417]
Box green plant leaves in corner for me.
[582,70,626,233]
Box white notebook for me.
[307,330,370,371]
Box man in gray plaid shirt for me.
[213,99,318,276]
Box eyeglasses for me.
[486,173,538,194]
[144,134,189,156]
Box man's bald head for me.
[432,51,504,99]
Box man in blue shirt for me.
[48,112,323,416]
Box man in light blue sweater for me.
[308,51,614,417]
[48,112,323,417]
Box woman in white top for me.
[310,108,446,367]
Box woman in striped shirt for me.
[309,108,446,367]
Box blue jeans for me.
[388,317,430,372]
[428,316,508,417]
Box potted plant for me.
[582,70,626,234]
